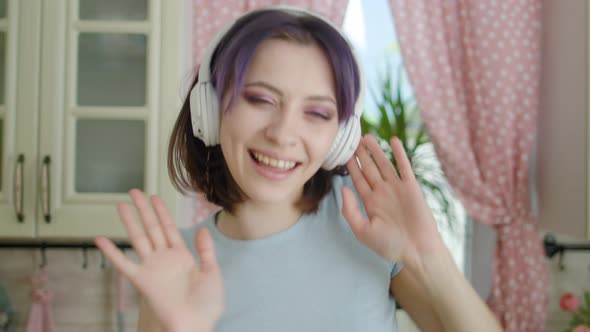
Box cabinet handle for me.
[41,156,51,223]
[13,154,25,222]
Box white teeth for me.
[252,152,296,170]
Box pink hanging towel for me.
[25,270,55,332]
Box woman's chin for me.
[243,186,301,207]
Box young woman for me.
[95,6,503,332]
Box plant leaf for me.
[364,61,459,237]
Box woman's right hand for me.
[95,189,224,332]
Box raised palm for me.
[342,135,444,271]
[95,190,223,332]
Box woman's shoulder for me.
[328,174,367,218]
[326,175,401,277]
[179,213,217,263]
[310,175,368,241]
[330,173,354,189]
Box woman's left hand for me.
[95,191,224,332]
[342,135,445,271]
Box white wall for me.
[537,0,588,238]
[537,1,590,330]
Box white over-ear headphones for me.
[190,5,365,170]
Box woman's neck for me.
[216,201,303,240]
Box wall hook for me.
[39,245,47,269]
[544,233,590,271]
[100,252,107,270]
[82,246,88,270]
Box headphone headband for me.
[190,5,365,170]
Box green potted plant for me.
[360,64,458,233]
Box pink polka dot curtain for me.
[389,0,548,330]
[190,0,349,225]
[193,0,349,63]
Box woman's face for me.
[219,38,340,206]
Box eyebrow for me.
[243,81,337,105]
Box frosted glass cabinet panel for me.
[0,5,4,193]
[75,119,145,193]
[0,0,5,194]
[0,30,5,190]
[0,32,5,105]
[77,33,147,106]
[35,0,158,238]
[79,0,147,21]
[0,120,3,189]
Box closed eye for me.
[307,109,334,121]
[244,94,276,107]
[247,96,269,104]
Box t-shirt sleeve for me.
[180,224,201,264]
[335,174,368,218]
[391,262,403,278]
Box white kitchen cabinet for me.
[0,0,184,239]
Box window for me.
[342,0,471,274]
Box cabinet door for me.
[0,0,40,238]
[37,0,164,239]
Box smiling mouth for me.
[249,150,300,171]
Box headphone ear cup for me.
[190,82,206,143]
[322,115,361,170]
[322,124,346,170]
[202,82,220,146]
[190,82,220,146]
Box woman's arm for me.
[390,250,501,332]
[412,247,502,332]
[137,295,215,332]
[137,297,164,332]
[390,269,444,332]
[342,135,502,332]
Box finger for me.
[195,228,219,272]
[95,236,139,278]
[390,137,415,180]
[346,155,371,198]
[151,195,185,248]
[355,137,383,188]
[129,189,167,250]
[364,135,399,181]
[118,202,152,258]
[341,187,369,240]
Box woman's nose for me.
[264,108,298,147]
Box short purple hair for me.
[209,9,361,123]
[167,9,357,214]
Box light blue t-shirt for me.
[181,175,403,332]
